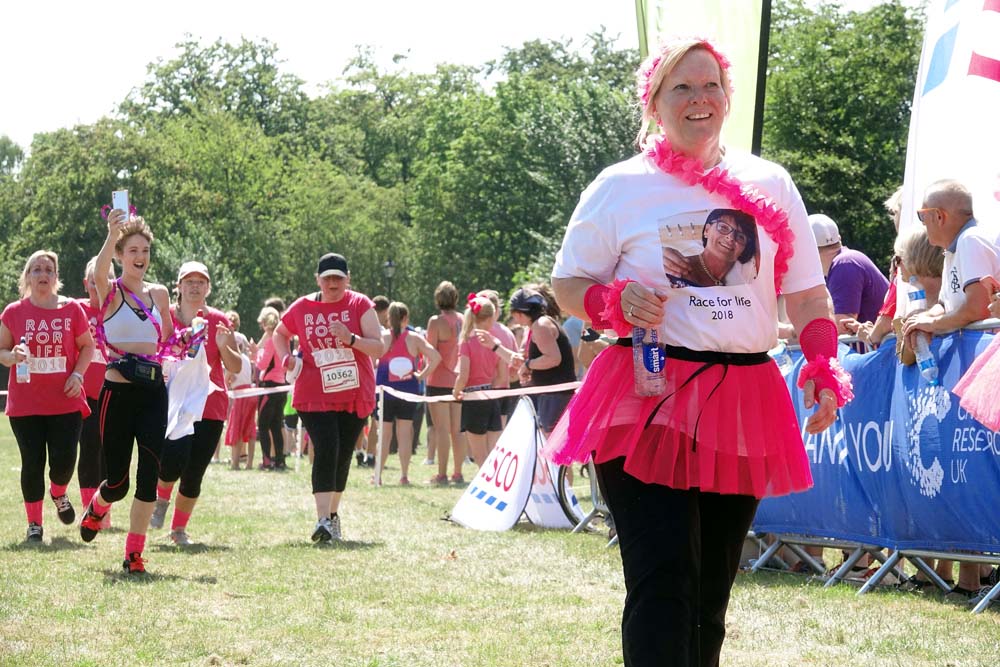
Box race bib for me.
[29,356,68,374]
[321,362,360,393]
[92,347,107,364]
[313,347,354,367]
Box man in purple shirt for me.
[810,214,890,335]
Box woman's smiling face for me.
[118,233,151,279]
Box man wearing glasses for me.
[904,180,1000,340]
[810,213,889,335]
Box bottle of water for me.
[15,336,30,384]
[907,276,938,385]
[632,327,666,396]
[188,309,207,358]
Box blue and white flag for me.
[901,0,1000,231]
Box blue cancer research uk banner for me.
[754,330,1000,554]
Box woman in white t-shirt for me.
[544,37,851,666]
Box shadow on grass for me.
[280,539,382,551]
[4,536,88,552]
[100,568,220,585]
[148,543,232,554]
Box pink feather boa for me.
[796,355,855,407]
[645,136,796,294]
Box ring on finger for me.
[627,305,635,317]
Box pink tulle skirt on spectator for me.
[543,345,813,499]
[952,334,1000,430]
[225,386,258,446]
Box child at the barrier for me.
[375,302,440,485]
[224,310,258,470]
[81,209,174,575]
[1,250,95,543]
[453,295,507,466]
[255,305,289,470]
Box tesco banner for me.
[755,332,1000,553]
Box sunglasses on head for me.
[916,207,942,223]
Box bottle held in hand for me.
[15,337,30,384]
[632,327,666,396]
[906,276,938,385]
[188,309,207,358]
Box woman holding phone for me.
[1,250,94,543]
[79,207,174,575]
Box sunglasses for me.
[916,207,942,223]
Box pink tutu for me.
[225,386,258,446]
[953,334,1000,430]
[543,345,812,499]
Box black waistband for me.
[615,338,769,366]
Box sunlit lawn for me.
[0,417,997,666]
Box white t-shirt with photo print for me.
[553,149,824,353]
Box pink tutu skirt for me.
[543,345,812,499]
[952,334,1000,430]
[225,387,258,446]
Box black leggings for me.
[257,383,287,462]
[10,412,81,503]
[595,457,759,667]
[78,396,105,489]
[98,380,168,504]
[159,419,225,498]
[299,410,366,494]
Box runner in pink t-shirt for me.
[1,250,95,544]
[148,261,241,545]
[453,296,507,466]
[272,253,384,544]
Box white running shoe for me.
[311,517,333,543]
[169,528,192,546]
[149,498,169,529]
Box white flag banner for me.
[901,0,1000,231]
[450,398,539,531]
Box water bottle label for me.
[642,343,665,374]
[917,358,936,372]
[907,290,926,302]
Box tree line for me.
[0,0,922,329]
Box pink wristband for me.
[796,318,854,407]
[584,279,635,338]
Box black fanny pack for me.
[109,354,163,386]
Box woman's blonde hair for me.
[19,250,63,298]
[114,217,154,254]
[636,38,733,145]
[257,306,279,331]
[460,297,495,343]
[895,227,943,279]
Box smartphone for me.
[112,190,129,217]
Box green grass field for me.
[0,417,998,666]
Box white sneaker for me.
[169,528,192,546]
[311,517,333,543]
[149,498,169,529]
[422,458,435,466]
[329,514,342,541]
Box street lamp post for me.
[383,259,396,300]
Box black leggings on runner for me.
[299,410,365,494]
[9,412,81,503]
[98,380,168,503]
[158,419,225,498]
[257,382,287,463]
[77,396,105,489]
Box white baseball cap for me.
[177,261,210,282]
[809,214,841,247]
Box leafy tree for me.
[763,0,923,269]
